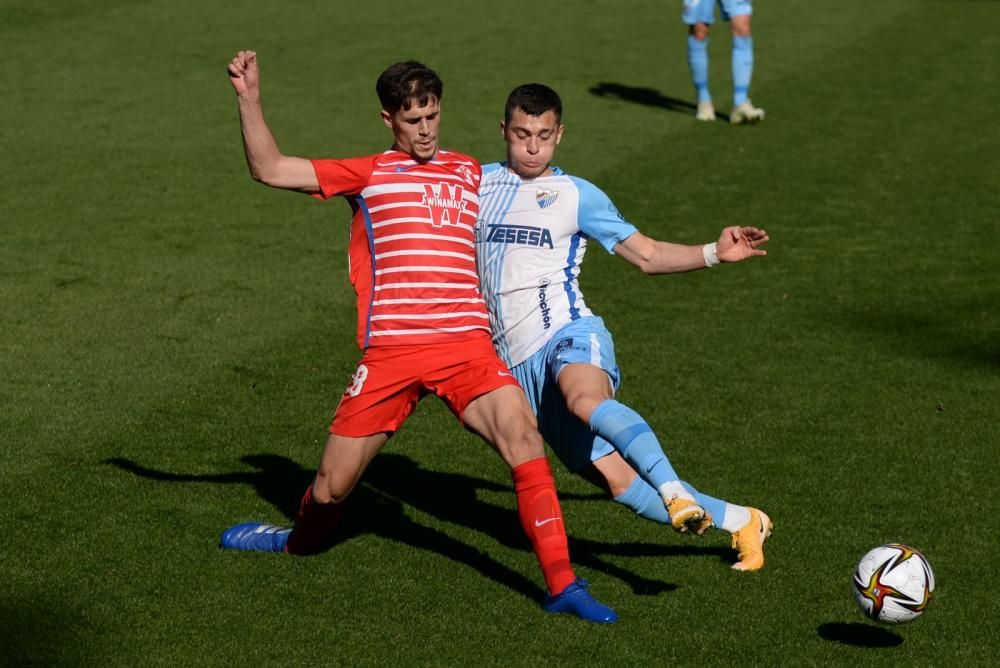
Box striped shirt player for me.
[310,149,518,437]
[218,55,617,622]
[311,149,488,350]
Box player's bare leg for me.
[463,384,545,467]
[312,432,388,504]
[220,432,387,553]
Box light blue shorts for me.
[682,0,753,25]
[510,316,620,472]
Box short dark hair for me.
[375,61,443,113]
[504,83,562,125]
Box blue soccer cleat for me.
[219,522,291,552]
[542,578,618,623]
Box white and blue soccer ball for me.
[853,543,934,624]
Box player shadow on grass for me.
[816,622,903,648]
[108,453,725,597]
[589,82,732,123]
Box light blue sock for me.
[589,400,680,489]
[732,35,754,106]
[687,35,711,103]
[613,477,729,531]
[613,477,670,524]
[681,481,728,529]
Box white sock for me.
[720,504,752,533]
[658,481,694,503]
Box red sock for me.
[512,457,576,595]
[285,485,344,555]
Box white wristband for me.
[703,242,720,268]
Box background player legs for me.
[727,12,765,124]
[729,15,753,108]
[687,22,715,121]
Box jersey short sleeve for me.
[569,176,638,254]
[310,156,378,200]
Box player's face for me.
[502,108,564,180]
[382,97,441,162]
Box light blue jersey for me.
[475,163,637,368]
[476,162,740,531]
[682,0,752,24]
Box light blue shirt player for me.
[480,81,774,571]
[476,162,637,472]
[476,162,637,370]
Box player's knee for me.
[312,468,354,505]
[730,18,751,37]
[690,23,710,40]
[563,391,609,424]
[499,421,546,467]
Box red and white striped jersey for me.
[310,150,489,349]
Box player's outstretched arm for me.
[228,50,319,192]
[614,232,710,274]
[614,226,768,275]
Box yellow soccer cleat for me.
[731,508,772,571]
[666,496,711,535]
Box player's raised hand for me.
[228,50,260,99]
[716,225,769,263]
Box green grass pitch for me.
[2,0,999,664]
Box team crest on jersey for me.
[422,182,468,227]
[455,164,477,187]
[536,188,559,209]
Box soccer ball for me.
[853,544,934,624]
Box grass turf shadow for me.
[0,600,104,667]
[588,82,732,122]
[107,453,725,597]
[817,622,903,648]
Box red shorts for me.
[330,335,520,437]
